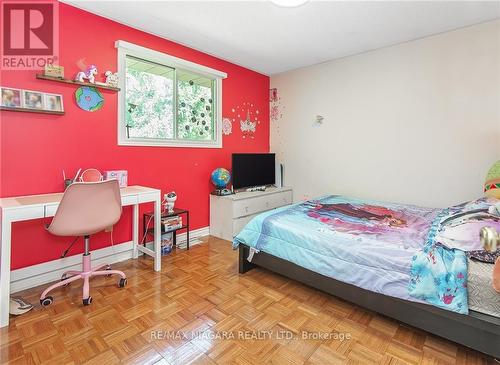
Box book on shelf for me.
[163,224,182,232]
[162,216,182,231]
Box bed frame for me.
[238,244,500,358]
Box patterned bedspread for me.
[234,195,500,315]
[409,198,500,314]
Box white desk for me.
[0,185,162,328]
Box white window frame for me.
[116,40,227,148]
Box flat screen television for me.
[232,153,275,190]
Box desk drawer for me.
[44,204,58,217]
[6,206,45,221]
[232,191,292,218]
[121,195,138,206]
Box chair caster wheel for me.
[40,296,53,307]
[105,265,112,277]
[118,278,127,288]
[83,297,92,306]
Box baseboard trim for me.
[10,226,209,294]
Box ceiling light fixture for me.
[269,0,310,8]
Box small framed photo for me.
[22,90,44,110]
[0,87,22,108]
[44,93,64,112]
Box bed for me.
[233,195,500,358]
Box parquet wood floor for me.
[0,237,496,364]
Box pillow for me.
[434,197,500,252]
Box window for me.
[116,41,226,147]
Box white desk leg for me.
[0,214,12,328]
[132,204,139,259]
[153,195,161,272]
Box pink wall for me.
[0,3,269,269]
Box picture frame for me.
[22,90,44,110]
[44,93,64,112]
[0,87,22,108]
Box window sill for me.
[117,139,222,149]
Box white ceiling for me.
[64,1,500,75]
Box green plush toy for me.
[484,160,500,198]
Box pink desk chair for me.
[40,180,127,307]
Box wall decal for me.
[222,117,232,135]
[240,114,256,138]
[231,101,260,139]
[75,86,104,112]
[270,88,283,122]
[270,88,285,160]
[178,92,214,138]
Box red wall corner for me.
[0,3,270,269]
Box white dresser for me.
[209,187,293,241]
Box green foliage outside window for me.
[125,67,174,139]
[125,56,215,142]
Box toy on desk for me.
[79,168,103,182]
[104,71,119,88]
[210,167,233,196]
[104,170,128,188]
[75,65,98,84]
[165,191,177,213]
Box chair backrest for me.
[47,180,122,237]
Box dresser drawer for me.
[232,214,260,237]
[232,191,292,218]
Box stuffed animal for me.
[104,71,119,88]
[484,160,500,199]
[75,65,98,83]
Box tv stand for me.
[210,187,293,241]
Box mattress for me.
[234,195,439,305]
[468,259,500,317]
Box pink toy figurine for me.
[75,65,98,83]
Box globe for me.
[211,168,231,189]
